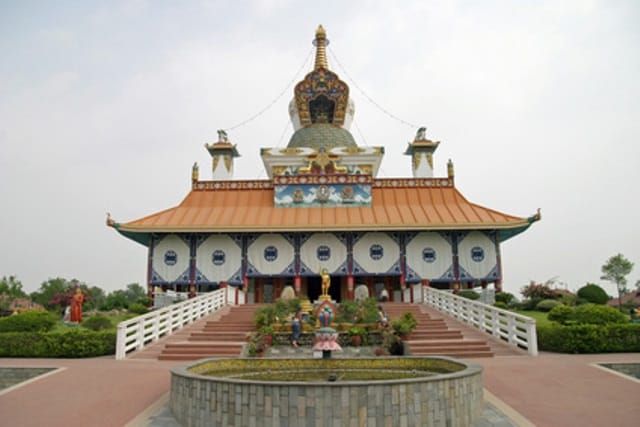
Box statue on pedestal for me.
[320,268,331,301]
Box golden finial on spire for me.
[313,24,329,70]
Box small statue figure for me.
[414,126,427,141]
[320,268,331,298]
[318,306,333,327]
[217,129,228,142]
[70,288,84,323]
[106,212,115,227]
[192,162,199,181]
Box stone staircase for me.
[131,304,259,361]
[382,303,524,358]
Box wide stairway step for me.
[381,302,496,358]
[156,304,259,361]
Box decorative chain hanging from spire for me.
[313,24,329,69]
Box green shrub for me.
[548,304,574,325]
[458,290,480,300]
[254,305,277,328]
[538,323,640,353]
[495,292,516,305]
[391,312,417,337]
[493,301,508,309]
[0,310,57,332]
[571,304,627,325]
[360,298,380,324]
[0,329,116,357]
[576,284,609,305]
[558,293,578,306]
[128,303,149,315]
[82,315,113,331]
[520,298,543,311]
[536,299,560,312]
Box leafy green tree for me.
[601,254,634,309]
[0,275,27,299]
[125,283,148,305]
[30,278,73,312]
[103,290,129,310]
[84,286,106,311]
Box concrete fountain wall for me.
[170,357,483,426]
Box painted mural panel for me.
[457,231,499,281]
[405,232,454,281]
[150,234,190,284]
[274,183,371,207]
[352,232,401,275]
[195,234,242,284]
[247,234,295,276]
[299,232,348,275]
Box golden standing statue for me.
[320,268,331,300]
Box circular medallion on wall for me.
[317,245,331,261]
[164,250,177,266]
[369,244,384,260]
[212,250,226,266]
[471,247,485,262]
[264,246,278,262]
[422,247,436,263]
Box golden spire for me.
[313,25,329,70]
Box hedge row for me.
[538,323,640,353]
[0,329,116,358]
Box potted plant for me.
[390,312,417,339]
[260,325,275,346]
[348,326,367,346]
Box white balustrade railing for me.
[422,287,538,356]
[115,288,228,360]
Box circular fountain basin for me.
[170,357,483,426]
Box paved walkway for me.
[1,351,639,426]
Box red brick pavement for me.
[1,353,639,426]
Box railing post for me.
[527,318,539,356]
[116,324,126,360]
[136,321,145,350]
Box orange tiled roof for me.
[115,179,534,235]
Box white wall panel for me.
[458,231,497,279]
[247,234,294,275]
[353,232,400,274]
[152,234,190,282]
[196,235,241,283]
[406,232,453,279]
[300,233,347,274]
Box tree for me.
[521,280,559,300]
[103,290,129,310]
[84,286,106,311]
[30,278,73,312]
[0,275,27,299]
[124,283,148,305]
[601,253,634,309]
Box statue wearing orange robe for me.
[70,290,84,323]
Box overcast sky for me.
[1,0,638,297]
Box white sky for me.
[1,0,638,297]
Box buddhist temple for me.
[108,26,540,304]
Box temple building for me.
[108,26,539,304]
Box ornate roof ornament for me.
[293,25,350,128]
[313,25,329,70]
